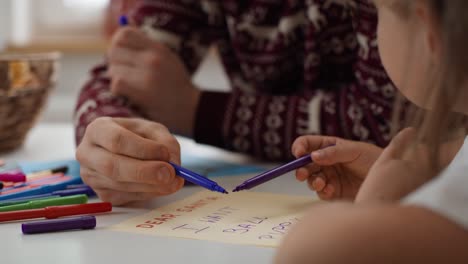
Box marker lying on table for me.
[22,215,96,234]
[170,162,228,194]
[0,194,88,212]
[0,186,96,205]
[27,166,69,180]
[0,202,112,222]
[0,195,61,207]
[0,171,26,182]
[66,184,89,189]
[233,155,313,192]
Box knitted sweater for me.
[74,0,395,161]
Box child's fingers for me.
[295,163,321,182]
[311,167,341,200]
[296,168,309,182]
[311,140,360,166]
[292,136,337,157]
[307,174,327,192]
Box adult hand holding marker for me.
[76,118,186,205]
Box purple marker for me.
[22,215,96,234]
[232,155,313,192]
[52,187,96,197]
[66,184,90,189]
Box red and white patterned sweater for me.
[74,0,396,161]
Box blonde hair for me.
[391,0,468,171]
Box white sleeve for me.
[404,137,468,230]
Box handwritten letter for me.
[111,191,318,247]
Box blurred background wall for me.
[0,0,229,124]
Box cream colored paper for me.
[111,191,318,247]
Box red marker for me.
[0,202,112,222]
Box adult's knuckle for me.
[134,163,152,183]
[144,53,161,67]
[108,129,125,152]
[75,147,86,163]
[96,190,114,203]
[101,155,118,179]
[115,28,133,43]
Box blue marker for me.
[0,186,96,203]
[170,162,228,194]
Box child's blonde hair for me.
[391,0,468,170]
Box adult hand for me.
[107,27,200,136]
[76,117,184,205]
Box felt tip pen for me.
[22,215,96,235]
[0,195,61,207]
[169,162,228,194]
[0,171,26,182]
[0,181,3,190]
[233,155,313,192]
[0,186,96,204]
[0,202,112,223]
[27,166,69,179]
[0,194,88,212]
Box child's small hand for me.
[76,117,185,205]
[292,136,383,200]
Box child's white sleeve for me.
[404,137,468,230]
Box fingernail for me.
[324,185,334,195]
[158,167,171,183]
[312,151,323,160]
[315,178,325,190]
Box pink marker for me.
[0,170,26,182]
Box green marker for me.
[0,195,61,207]
[0,194,88,212]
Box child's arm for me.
[275,203,468,264]
[356,128,465,203]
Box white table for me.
[1,124,312,264]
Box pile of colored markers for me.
[0,162,112,234]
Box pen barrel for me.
[0,209,44,222]
[0,194,88,212]
[177,169,216,190]
[22,215,96,234]
[53,187,96,197]
[45,203,112,219]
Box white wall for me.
[40,48,230,123]
[0,0,12,50]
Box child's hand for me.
[292,136,383,200]
[76,117,185,205]
[107,27,200,137]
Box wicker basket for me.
[0,52,61,153]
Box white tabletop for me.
[0,123,312,264]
